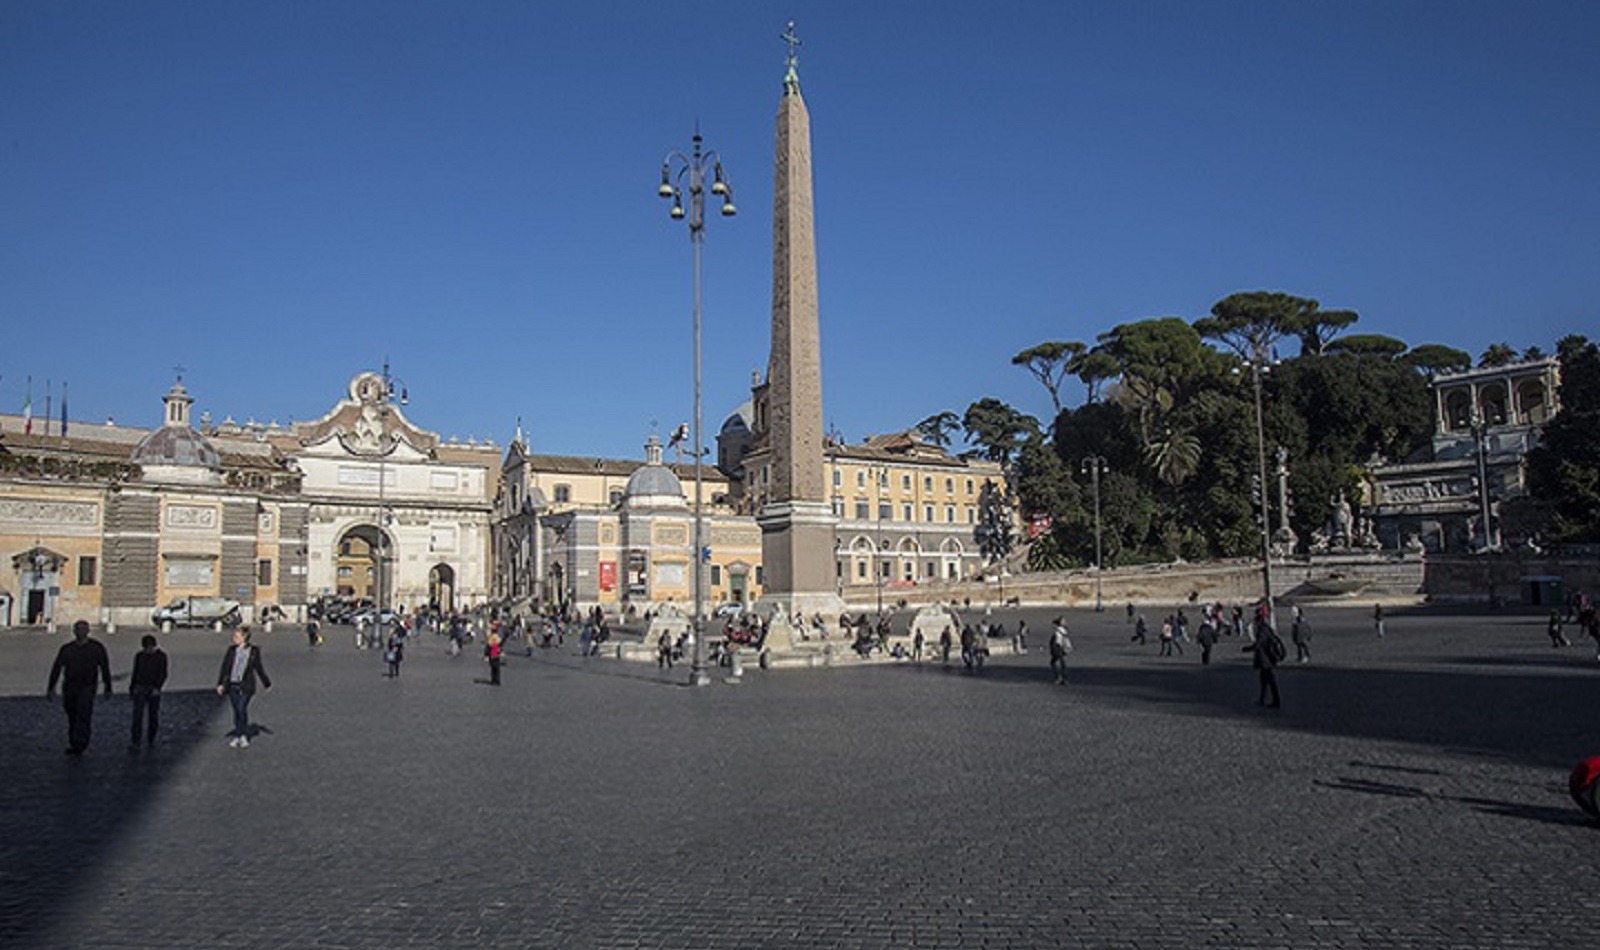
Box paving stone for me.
[0,607,1595,948]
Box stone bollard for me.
[213,620,224,633]
[107,622,117,635]
[264,620,274,633]
[724,649,744,684]
[46,621,57,636]
[162,620,173,634]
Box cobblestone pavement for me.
[2,606,1596,949]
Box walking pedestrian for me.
[384,628,404,678]
[1245,617,1284,708]
[1049,618,1072,685]
[129,634,168,749]
[912,629,925,663]
[1291,606,1311,664]
[306,619,322,648]
[939,626,953,666]
[485,633,503,685]
[657,630,674,669]
[1131,613,1148,644]
[1197,619,1217,665]
[1159,616,1183,656]
[1547,610,1571,647]
[215,626,271,748]
[47,620,112,756]
[1014,619,1029,656]
[1373,602,1386,639]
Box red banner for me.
[599,561,617,592]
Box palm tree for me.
[1144,428,1202,486]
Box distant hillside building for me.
[1368,357,1561,552]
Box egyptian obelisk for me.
[757,23,845,633]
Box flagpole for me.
[44,379,52,438]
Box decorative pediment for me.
[12,545,68,573]
[296,372,440,458]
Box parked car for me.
[713,602,746,618]
[152,597,242,628]
[350,607,398,628]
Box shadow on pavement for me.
[885,657,1597,771]
[0,688,223,948]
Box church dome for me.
[623,435,686,509]
[131,425,221,470]
[720,401,753,436]
[131,379,223,482]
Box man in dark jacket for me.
[47,620,113,755]
[1245,617,1283,708]
[129,634,169,748]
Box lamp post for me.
[1080,456,1106,612]
[1244,351,1277,628]
[373,359,408,652]
[659,130,737,688]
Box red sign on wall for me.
[599,561,617,592]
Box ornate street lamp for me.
[373,358,408,651]
[1080,456,1107,612]
[1243,350,1278,628]
[659,130,737,687]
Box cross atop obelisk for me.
[757,19,844,632]
[780,20,802,92]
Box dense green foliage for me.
[1524,335,1600,542]
[956,290,1574,566]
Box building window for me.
[856,470,866,488]
[966,478,975,494]
[901,474,911,491]
[338,566,353,578]
[554,484,572,504]
[902,504,913,521]
[926,562,937,578]
[77,556,98,586]
[755,566,764,585]
[258,559,273,587]
[881,561,892,579]
[856,560,867,579]
[609,488,624,507]
[340,541,352,556]
[924,505,934,522]
[924,476,933,492]
[878,471,889,488]
[832,498,845,517]
[855,500,870,520]
[878,502,892,521]
[833,469,842,487]
[945,477,954,493]
[967,507,977,523]
[946,505,956,523]
[711,565,722,585]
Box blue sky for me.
[3,2,1596,459]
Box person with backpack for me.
[1245,615,1283,708]
[1048,618,1072,685]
